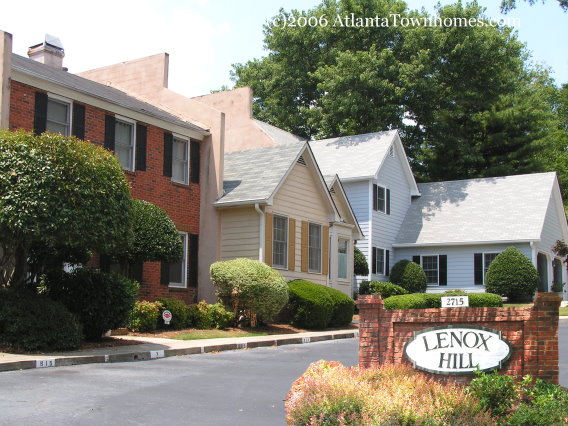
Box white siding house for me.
[310,131,568,300]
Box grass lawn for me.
[560,306,568,316]
[172,330,268,341]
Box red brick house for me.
[0,32,208,304]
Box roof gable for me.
[309,130,420,195]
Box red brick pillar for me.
[357,295,383,368]
[533,292,562,384]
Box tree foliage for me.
[0,130,132,287]
[232,0,565,202]
[354,246,369,276]
[500,0,568,13]
[121,199,183,264]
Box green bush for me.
[383,292,503,309]
[47,268,138,340]
[320,286,355,327]
[188,301,235,330]
[467,370,517,417]
[358,280,371,295]
[485,247,540,302]
[389,260,427,293]
[287,280,334,329]
[354,246,369,276]
[507,378,568,425]
[157,298,190,330]
[370,281,408,298]
[210,258,288,326]
[0,290,82,351]
[128,300,163,332]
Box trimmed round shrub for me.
[485,247,540,302]
[188,301,235,330]
[384,292,503,309]
[210,258,288,325]
[128,300,163,332]
[157,297,190,330]
[354,246,369,276]
[369,281,408,298]
[287,280,334,329]
[320,286,355,327]
[390,260,427,293]
[358,280,371,295]
[0,290,82,351]
[47,268,138,340]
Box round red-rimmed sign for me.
[162,310,172,325]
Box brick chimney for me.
[28,34,65,70]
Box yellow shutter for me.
[301,221,309,272]
[288,218,296,271]
[264,213,272,266]
[322,225,329,276]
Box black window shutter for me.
[163,133,173,177]
[190,141,200,184]
[160,262,170,286]
[136,124,147,171]
[386,189,391,215]
[439,255,447,286]
[131,262,143,283]
[104,115,116,151]
[72,103,85,140]
[385,250,390,276]
[372,248,377,274]
[474,253,483,285]
[188,233,199,287]
[372,184,378,211]
[412,255,421,265]
[33,92,48,135]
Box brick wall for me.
[357,293,562,384]
[10,81,199,304]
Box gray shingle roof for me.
[215,141,306,206]
[309,130,397,179]
[253,119,305,145]
[12,54,208,135]
[394,172,557,245]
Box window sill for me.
[171,181,191,189]
[273,265,288,271]
[168,284,188,290]
[123,169,136,176]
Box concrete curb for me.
[0,330,359,373]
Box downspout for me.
[255,203,264,262]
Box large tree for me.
[232,0,560,183]
[0,130,132,287]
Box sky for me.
[0,0,566,98]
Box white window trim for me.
[171,134,190,184]
[421,254,440,286]
[115,115,136,172]
[374,184,387,214]
[169,232,188,288]
[272,214,288,270]
[373,246,386,276]
[308,222,322,274]
[338,238,350,281]
[47,93,73,136]
[482,252,499,285]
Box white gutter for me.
[255,203,265,262]
[393,239,537,248]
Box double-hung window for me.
[373,247,385,275]
[308,223,322,273]
[422,255,439,285]
[115,118,135,171]
[172,136,189,184]
[169,233,188,288]
[483,253,498,284]
[272,215,288,269]
[373,184,390,214]
[46,96,71,135]
[338,239,348,279]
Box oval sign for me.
[403,325,512,375]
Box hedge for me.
[383,292,503,309]
[359,281,408,298]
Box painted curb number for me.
[36,359,56,368]
[150,350,165,359]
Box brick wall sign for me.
[357,293,562,384]
[403,325,512,375]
